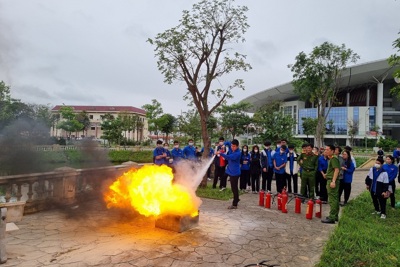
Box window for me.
[90,127,95,130]
[89,115,93,119]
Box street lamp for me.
[365,107,370,150]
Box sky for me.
[0,0,399,117]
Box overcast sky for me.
[0,0,399,116]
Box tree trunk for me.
[199,113,211,188]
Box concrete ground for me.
[2,170,369,267]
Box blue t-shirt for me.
[183,145,196,160]
[153,147,166,166]
[273,151,287,174]
[221,149,241,176]
[241,153,251,171]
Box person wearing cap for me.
[217,139,241,209]
[285,144,299,194]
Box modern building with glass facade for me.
[241,59,399,145]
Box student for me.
[213,137,227,189]
[383,155,398,209]
[250,145,261,193]
[285,144,299,194]
[182,139,196,160]
[365,158,391,219]
[261,141,274,192]
[239,145,251,192]
[273,144,288,193]
[153,140,167,166]
[218,139,241,209]
[338,150,355,206]
[163,143,172,166]
[171,140,184,164]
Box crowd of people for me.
[153,138,399,222]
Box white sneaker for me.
[219,187,226,191]
[380,214,386,219]
[371,211,380,215]
[207,178,211,181]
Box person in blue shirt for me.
[171,140,184,165]
[201,146,214,180]
[392,146,400,164]
[338,150,355,206]
[383,155,398,209]
[239,145,251,192]
[182,139,196,160]
[285,144,299,194]
[218,139,241,209]
[163,143,172,166]
[273,144,288,193]
[316,153,329,203]
[153,140,167,166]
[261,141,274,192]
[275,139,289,154]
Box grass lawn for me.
[316,190,400,267]
[196,183,244,201]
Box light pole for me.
[365,107,370,151]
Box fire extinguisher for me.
[259,191,265,206]
[219,154,226,167]
[265,191,271,209]
[281,191,288,213]
[277,193,282,210]
[295,196,301,214]
[315,199,322,218]
[306,199,314,220]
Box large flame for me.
[104,164,200,217]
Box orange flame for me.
[104,165,200,217]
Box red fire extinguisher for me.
[315,199,322,218]
[295,196,301,214]
[306,199,314,220]
[265,191,271,209]
[219,154,226,167]
[259,191,265,206]
[281,191,288,213]
[277,193,282,210]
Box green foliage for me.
[159,113,176,140]
[355,157,369,167]
[196,183,243,200]
[376,137,398,151]
[301,117,318,138]
[317,191,400,267]
[56,106,84,137]
[388,31,400,97]
[289,42,359,147]
[142,99,164,136]
[100,113,123,145]
[177,109,202,142]
[253,102,295,143]
[218,102,252,139]
[108,150,153,163]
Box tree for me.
[347,119,359,146]
[218,102,252,139]
[289,42,359,147]
[148,0,251,186]
[302,117,318,143]
[253,103,296,143]
[76,110,90,138]
[177,109,202,142]
[56,106,83,139]
[142,99,164,140]
[100,114,123,146]
[388,31,400,97]
[159,113,176,143]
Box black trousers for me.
[213,165,226,188]
[389,180,396,208]
[275,172,286,193]
[240,169,250,190]
[287,173,298,193]
[230,175,240,206]
[317,171,328,201]
[339,180,352,203]
[251,173,260,192]
[371,191,387,215]
[261,170,274,191]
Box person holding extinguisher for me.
[217,139,241,209]
[321,145,341,224]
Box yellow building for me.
[51,105,148,142]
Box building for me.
[51,105,148,142]
[241,59,400,145]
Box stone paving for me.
[3,170,369,267]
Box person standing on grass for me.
[338,150,355,206]
[239,145,251,192]
[321,145,341,224]
[182,139,196,161]
[217,139,241,209]
[383,155,398,209]
[365,158,391,219]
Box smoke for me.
[173,156,215,191]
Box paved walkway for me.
[3,170,369,267]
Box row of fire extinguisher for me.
[258,190,322,220]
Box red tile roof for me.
[51,105,146,115]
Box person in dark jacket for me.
[383,155,398,209]
[365,158,391,219]
[285,144,299,194]
[239,145,251,192]
[261,141,274,192]
[338,150,355,206]
[218,139,241,209]
[250,145,262,193]
[213,137,227,189]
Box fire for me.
[104,164,200,218]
